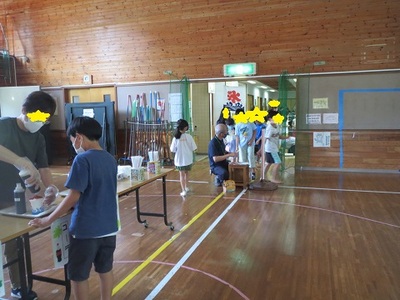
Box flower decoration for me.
[27,110,50,122]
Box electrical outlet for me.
[83,75,92,84]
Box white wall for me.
[0,86,40,117]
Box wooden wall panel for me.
[1,0,399,87]
[295,131,400,171]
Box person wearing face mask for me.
[30,116,119,300]
[0,90,58,300]
[208,123,237,187]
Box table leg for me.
[135,188,148,227]
[162,175,174,230]
[16,236,29,299]
[26,230,71,299]
[134,175,174,230]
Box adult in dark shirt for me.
[0,91,58,300]
[208,123,237,186]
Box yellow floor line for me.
[112,191,226,296]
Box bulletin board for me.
[339,88,400,130]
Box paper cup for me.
[131,156,144,168]
[29,197,45,215]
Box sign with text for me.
[51,214,71,268]
[313,132,331,147]
[312,97,329,109]
[323,113,339,124]
[306,113,321,125]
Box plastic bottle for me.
[19,169,41,194]
[56,243,62,262]
[14,183,27,214]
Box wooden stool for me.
[229,163,249,188]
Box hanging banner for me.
[224,85,245,111]
[0,243,4,297]
[51,214,71,268]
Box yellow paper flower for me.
[27,110,50,122]
[222,107,230,119]
[248,106,268,123]
[268,99,280,108]
[272,113,284,124]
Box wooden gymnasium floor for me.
[2,157,400,300]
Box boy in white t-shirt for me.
[262,111,289,183]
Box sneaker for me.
[11,288,38,300]
[180,190,187,196]
[185,187,190,192]
[214,177,222,187]
[11,288,21,299]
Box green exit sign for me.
[223,62,257,76]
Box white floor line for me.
[145,188,248,300]
[164,179,209,184]
[279,185,400,195]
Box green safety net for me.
[168,74,191,129]
[278,70,289,171]
[0,49,11,85]
[167,74,193,161]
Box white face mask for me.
[22,116,44,133]
[73,137,85,154]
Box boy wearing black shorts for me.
[30,116,118,300]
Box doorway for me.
[190,76,300,179]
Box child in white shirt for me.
[170,119,197,196]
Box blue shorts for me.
[266,152,281,164]
[68,235,116,281]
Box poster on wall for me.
[313,132,331,147]
[0,243,4,297]
[169,93,182,122]
[312,97,329,109]
[323,113,339,124]
[306,113,322,125]
[51,214,71,268]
